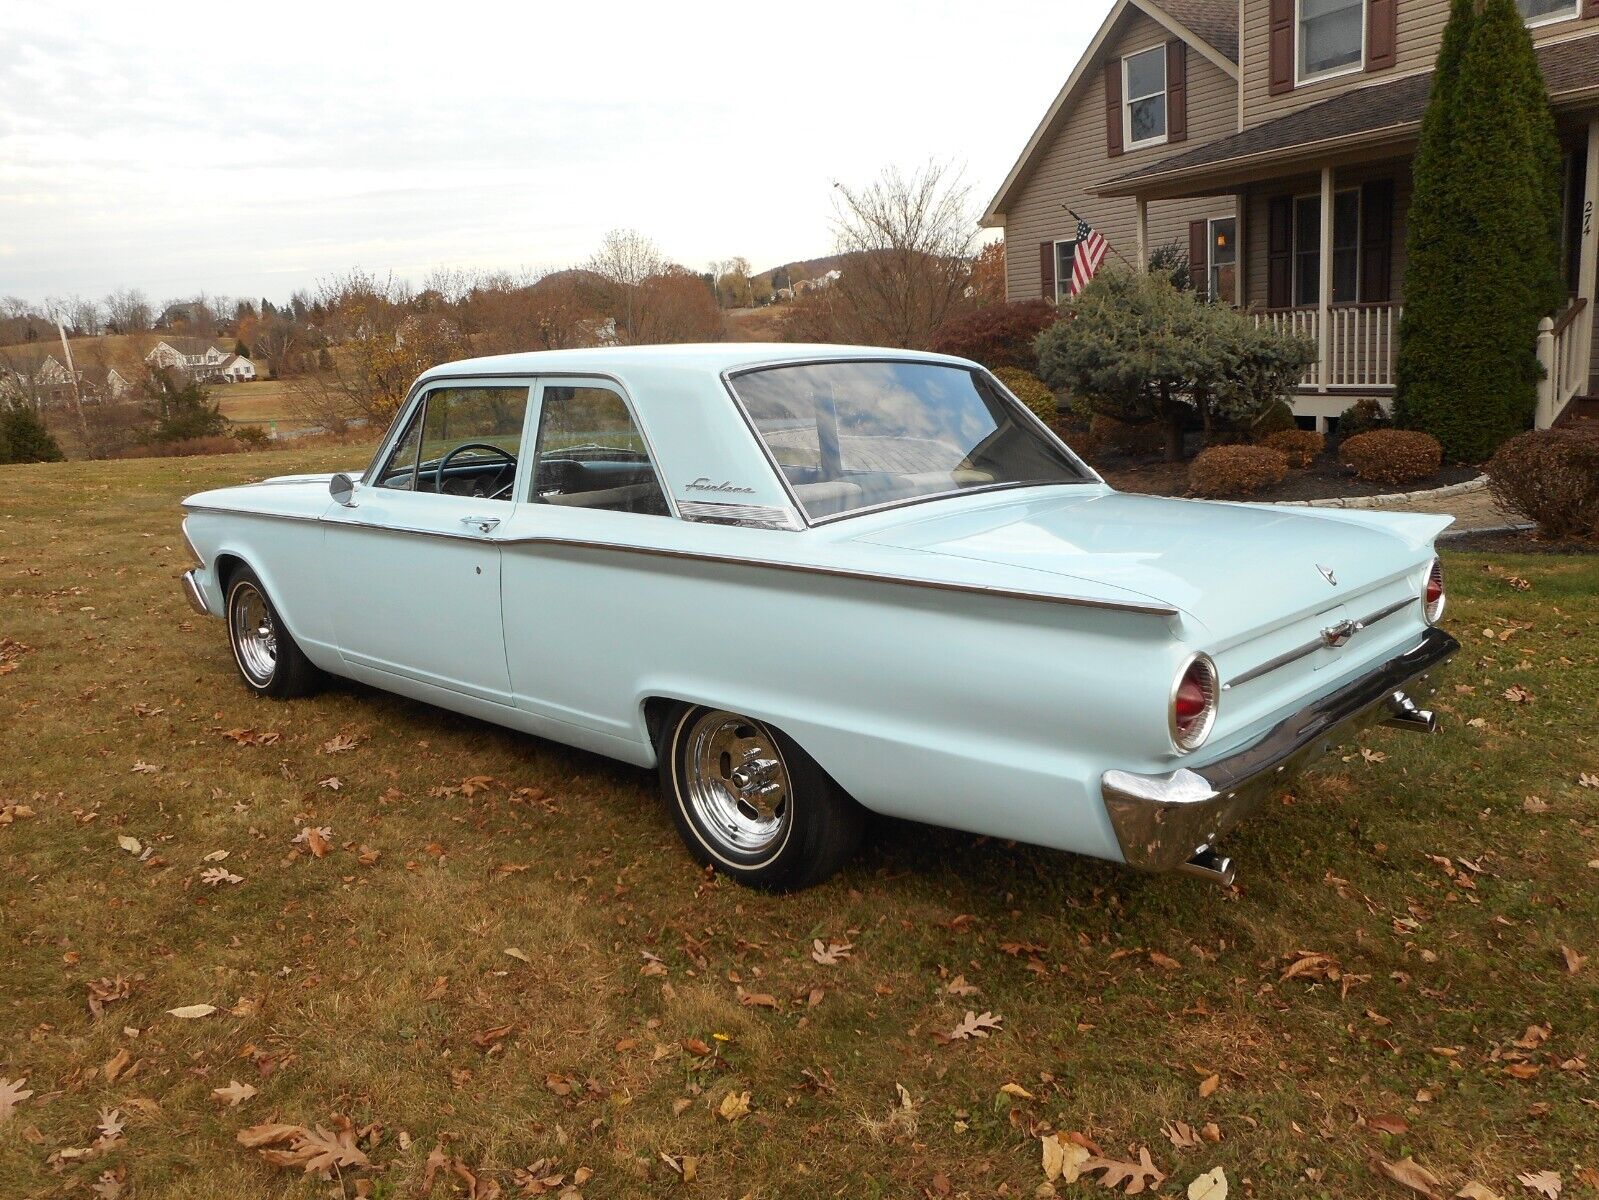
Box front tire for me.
[225,567,322,700]
[658,704,863,892]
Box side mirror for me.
[329,472,359,508]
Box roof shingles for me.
[1145,0,1238,62]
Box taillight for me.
[1423,558,1445,624]
[1170,654,1218,753]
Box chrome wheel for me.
[229,582,278,687]
[681,710,792,858]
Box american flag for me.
[1070,214,1109,296]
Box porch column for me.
[1579,118,1599,388]
[1234,191,1247,310]
[1318,165,1334,394]
[1135,197,1149,268]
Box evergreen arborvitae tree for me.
[0,403,66,464]
[1395,0,1564,462]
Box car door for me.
[498,377,676,735]
[322,380,534,704]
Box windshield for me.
[728,360,1090,521]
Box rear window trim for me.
[721,356,1100,528]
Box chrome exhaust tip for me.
[1382,691,1438,734]
[1176,845,1235,887]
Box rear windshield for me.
[728,360,1089,520]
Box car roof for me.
[417,342,977,382]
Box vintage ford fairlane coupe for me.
[181,345,1457,891]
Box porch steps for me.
[1553,395,1599,432]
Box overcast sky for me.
[1,1,1097,307]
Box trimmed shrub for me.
[1188,445,1289,498]
[1249,399,1297,440]
[1263,429,1324,468]
[1089,413,1165,456]
[929,300,1057,372]
[993,367,1058,424]
[1336,397,1390,440]
[1339,429,1443,485]
[232,424,272,449]
[1485,429,1599,539]
[0,403,66,464]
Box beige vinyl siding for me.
[1002,9,1241,301]
[1242,160,1411,306]
[1241,0,1599,129]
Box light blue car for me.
[180,345,1457,891]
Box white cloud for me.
[0,0,1097,302]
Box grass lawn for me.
[1,450,1595,1199]
[213,380,300,429]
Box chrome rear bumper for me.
[1101,626,1459,877]
[181,568,211,617]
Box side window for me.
[530,384,670,516]
[373,386,527,497]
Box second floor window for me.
[1299,0,1365,83]
[1517,0,1578,24]
[1123,46,1167,147]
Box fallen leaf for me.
[736,985,779,1009]
[811,939,853,965]
[946,974,980,996]
[503,947,531,963]
[1516,1171,1561,1199]
[1189,1166,1229,1200]
[945,1010,1003,1042]
[1502,685,1534,704]
[1000,1082,1035,1100]
[199,866,243,886]
[103,1048,131,1083]
[1560,946,1586,974]
[116,835,142,855]
[1081,1147,1166,1195]
[130,761,159,774]
[321,733,362,754]
[1378,1155,1445,1200]
[1579,773,1598,789]
[94,1108,124,1145]
[1198,1074,1220,1098]
[1149,950,1183,971]
[212,1080,258,1107]
[1162,1120,1202,1149]
[1369,1113,1410,1136]
[1456,1184,1504,1200]
[165,1003,217,1019]
[0,1078,33,1124]
[1041,1134,1092,1184]
[717,1090,750,1121]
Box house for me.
[0,350,80,407]
[145,339,256,383]
[984,0,1599,429]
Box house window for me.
[1517,0,1578,25]
[1054,240,1076,302]
[1208,218,1237,305]
[1298,0,1365,84]
[1292,190,1361,307]
[1123,46,1167,147]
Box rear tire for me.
[224,566,322,700]
[657,703,863,892]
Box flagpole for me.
[1065,207,1139,271]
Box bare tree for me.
[822,161,979,349]
[586,228,667,343]
[103,288,153,334]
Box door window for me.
[530,384,670,516]
[375,386,528,498]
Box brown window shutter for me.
[1189,220,1209,296]
[1360,179,1395,302]
[1269,0,1295,95]
[1268,195,1294,309]
[1105,60,1124,157]
[1167,41,1188,144]
[1367,0,1397,71]
[1040,241,1057,300]
[1585,0,1598,17]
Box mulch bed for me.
[1086,444,1480,503]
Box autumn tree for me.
[633,268,725,344]
[587,229,667,343]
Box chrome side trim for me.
[173,505,1179,615]
[1103,626,1459,874]
[678,500,803,530]
[182,503,322,524]
[1224,594,1416,689]
[504,535,1180,616]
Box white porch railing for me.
[1537,297,1590,429]
[1253,304,1402,390]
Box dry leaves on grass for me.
[1579,773,1598,789]
[237,1116,371,1179]
[1502,685,1535,704]
[1561,946,1586,975]
[0,802,36,825]
[1517,1172,1562,1198]
[86,976,133,1019]
[1041,1134,1092,1183]
[293,825,333,857]
[811,939,853,965]
[199,866,243,886]
[717,1090,751,1121]
[165,1003,217,1019]
[942,1010,1003,1043]
[946,974,980,996]
[1188,1167,1228,1199]
[1376,1155,1445,1199]
[0,1078,33,1124]
[213,1080,258,1107]
[320,733,363,754]
[1080,1147,1167,1195]
[1455,1184,1504,1200]
[221,728,279,747]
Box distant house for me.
[0,350,79,406]
[145,339,256,383]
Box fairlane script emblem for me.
[687,478,755,494]
[1315,563,1338,586]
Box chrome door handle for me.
[461,516,501,534]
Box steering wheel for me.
[435,442,517,498]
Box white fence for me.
[1254,304,1401,390]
